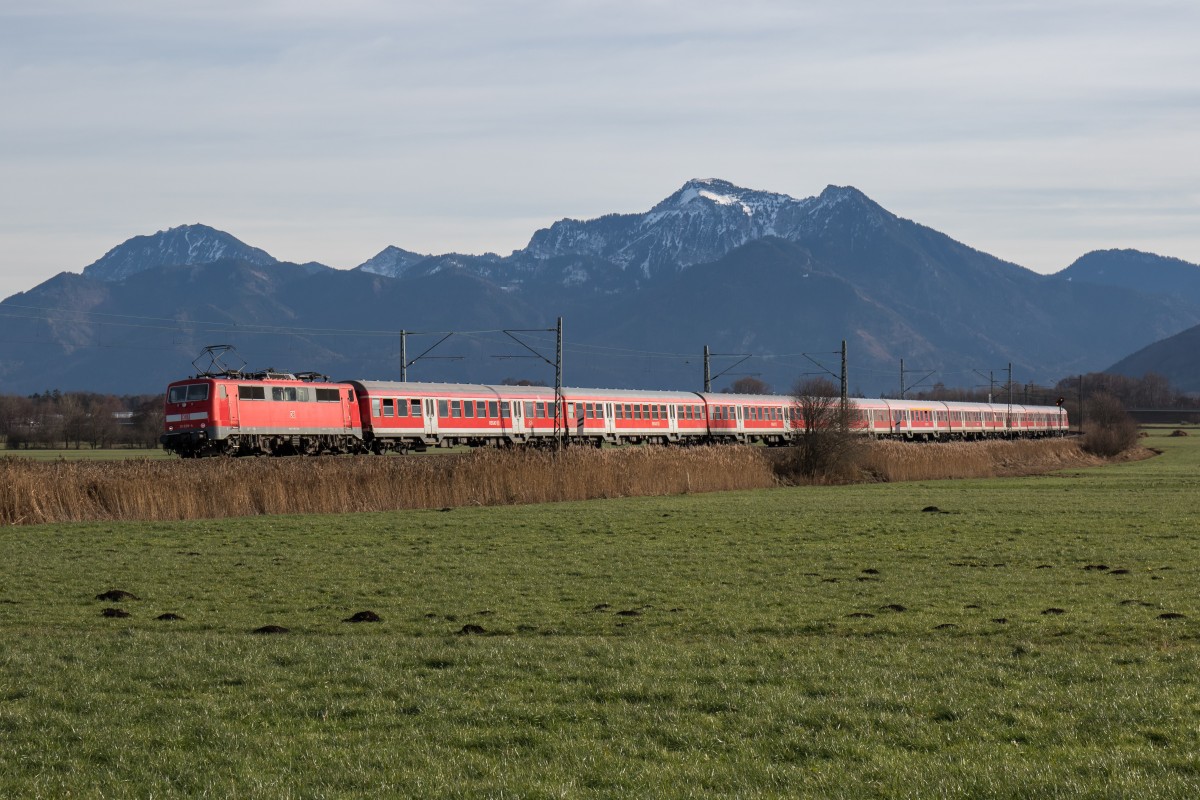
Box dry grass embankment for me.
[856,437,1123,483]
[0,438,1146,526]
[0,446,775,526]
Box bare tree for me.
[786,377,861,481]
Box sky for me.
[2,0,1199,299]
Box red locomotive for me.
[161,371,362,457]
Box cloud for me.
[1,0,1198,296]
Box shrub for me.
[1081,392,1139,457]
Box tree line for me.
[0,391,164,450]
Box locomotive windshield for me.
[168,384,210,403]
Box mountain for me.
[354,246,430,279]
[2,180,1199,396]
[81,224,277,282]
[1108,323,1200,392]
[1054,249,1200,306]
[525,179,805,282]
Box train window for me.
[371,398,380,417]
[585,403,594,419]
[474,400,485,417]
[501,402,511,419]
[534,402,544,418]
[383,399,394,417]
[631,405,639,420]
[451,400,462,418]
[395,399,408,417]
[615,404,624,420]
[272,387,298,402]
[297,388,310,402]
[463,401,474,418]
[411,399,422,417]
[438,400,449,417]
[348,390,355,401]
[218,385,227,399]
[170,384,210,403]
[315,388,339,402]
[523,401,534,418]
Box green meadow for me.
[1,430,1197,797]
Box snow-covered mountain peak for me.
[82,224,277,282]
[655,178,794,216]
[354,245,430,279]
[521,178,903,284]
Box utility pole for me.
[498,318,564,444]
[400,330,407,382]
[840,339,848,417]
[1007,362,1013,436]
[703,345,711,393]
[555,316,564,447]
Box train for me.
[160,369,1069,457]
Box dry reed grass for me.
[0,438,1134,526]
[0,446,777,526]
[857,438,1106,483]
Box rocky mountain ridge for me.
[3,180,1199,395]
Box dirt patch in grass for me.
[95,589,139,601]
[251,625,289,634]
[343,610,382,623]
[100,607,130,618]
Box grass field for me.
[0,429,1197,797]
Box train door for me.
[509,399,526,438]
[604,403,615,437]
[341,389,354,431]
[224,384,240,430]
[423,399,437,437]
